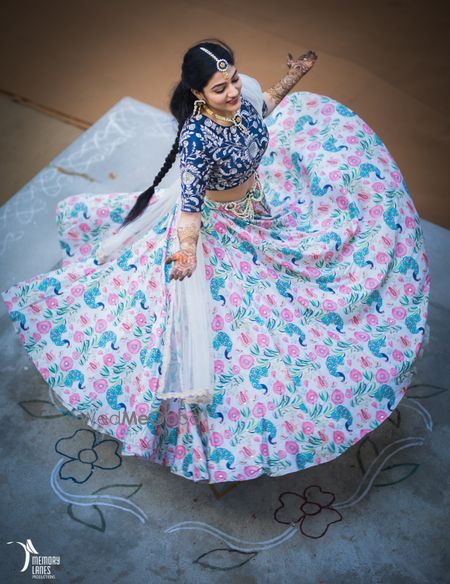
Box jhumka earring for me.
[192,98,206,118]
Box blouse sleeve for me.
[179,125,210,213]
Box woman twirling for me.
[1,39,430,484]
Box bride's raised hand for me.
[287,50,318,75]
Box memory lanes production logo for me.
[6,539,61,579]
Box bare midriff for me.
[205,172,256,203]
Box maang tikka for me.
[191,46,248,132]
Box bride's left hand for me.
[287,50,318,74]
[165,249,197,281]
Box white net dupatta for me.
[158,220,215,405]
[95,175,215,405]
[95,177,181,261]
[239,73,265,117]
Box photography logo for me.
[6,539,61,579]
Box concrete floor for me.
[1,2,449,582]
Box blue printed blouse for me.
[178,96,270,213]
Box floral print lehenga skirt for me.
[1,91,431,484]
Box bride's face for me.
[194,65,242,114]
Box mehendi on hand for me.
[165,211,201,280]
[265,50,318,108]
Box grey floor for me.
[0,97,448,583]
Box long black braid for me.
[120,128,183,228]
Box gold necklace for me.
[203,104,248,133]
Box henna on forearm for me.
[263,50,318,116]
[165,211,201,280]
[177,212,201,255]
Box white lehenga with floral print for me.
[1,74,431,484]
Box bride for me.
[1,38,430,484]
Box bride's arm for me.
[177,211,202,257]
[166,126,208,280]
[262,50,318,118]
[165,211,201,281]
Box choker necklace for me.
[203,103,248,133]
